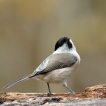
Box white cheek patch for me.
[53,43,70,54]
[70,39,76,50]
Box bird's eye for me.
[59,43,62,46]
[66,39,69,43]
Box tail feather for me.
[4,75,29,89]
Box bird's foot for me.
[46,92,52,96]
[68,91,75,94]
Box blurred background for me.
[0,0,106,93]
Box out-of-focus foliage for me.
[0,0,106,93]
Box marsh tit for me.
[4,37,80,95]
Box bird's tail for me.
[4,75,29,89]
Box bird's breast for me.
[43,62,78,83]
[34,60,79,83]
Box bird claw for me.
[68,91,75,94]
[46,92,52,96]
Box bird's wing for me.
[29,53,77,77]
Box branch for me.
[0,84,106,105]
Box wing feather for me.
[29,53,77,77]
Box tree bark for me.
[0,84,106,105]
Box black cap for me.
[54,37,72,51]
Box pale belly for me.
[34,63,78,83]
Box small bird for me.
[4,37,80,95]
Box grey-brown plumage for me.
[4,53,77,88]
[4,37,80,95]
[30,53,77,76]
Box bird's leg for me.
[62,80,75,94]
[46,82,52,96]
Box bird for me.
[4,37,81,95]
